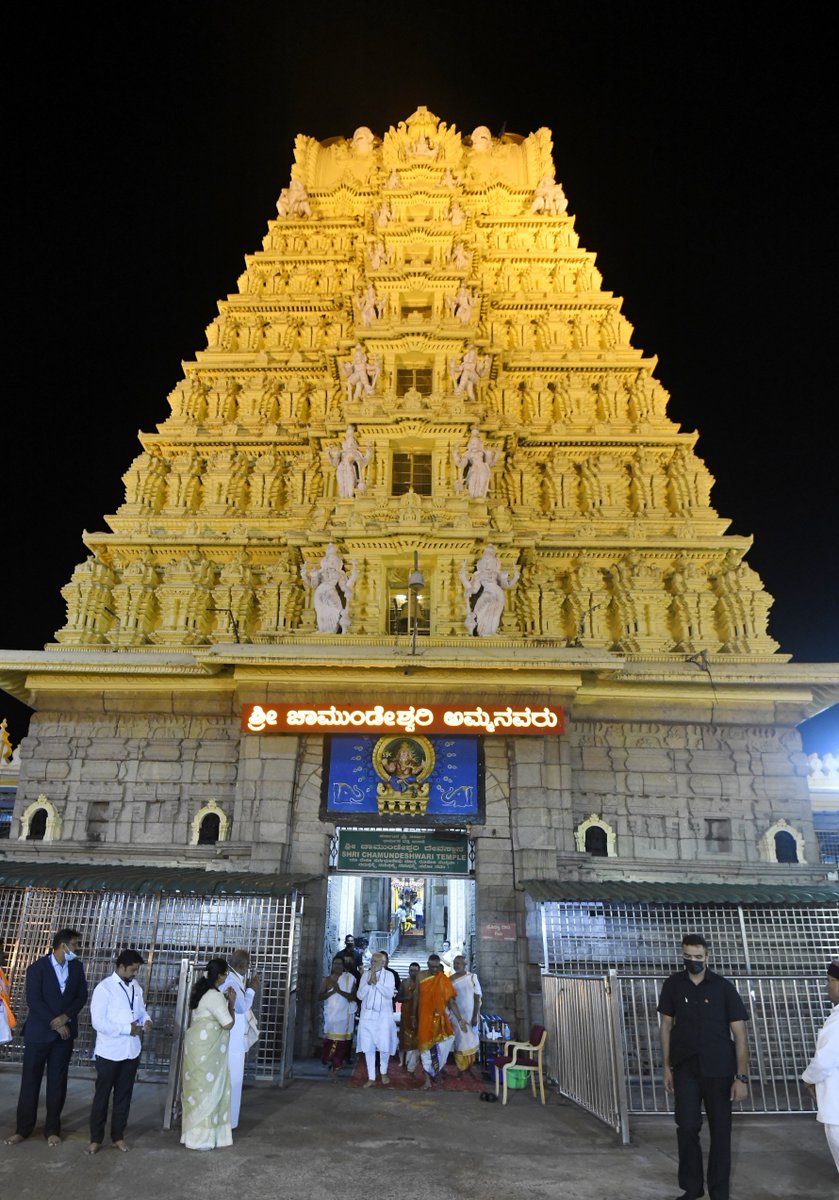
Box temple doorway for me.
[324,873,476,976]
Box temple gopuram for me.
[2,108,837,1059]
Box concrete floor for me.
[0,1065,835,1200]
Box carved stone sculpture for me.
[341,344,381,401]
[276,178,312,219]
[449,241,470,269]
[355,283,384,328]
[447,285,478,325]
[326,425,372,498]
[368,240,389,269]
[453,427,501,499]
[530,177,568,215]
[460,545,520,636]
[449,344,490,399]
[300,544,359,634]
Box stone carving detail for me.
[460,545,520,636]
[447,285,479,325]
[355,283,385,327]
[151,552,216,646]
[341,344,381,401]
[453,428,502,499]
[56,557,117,645]
[368,240,389,269]
[449,344,490,398]
[326,425,372,498]
[108,560,160,646]
[301,544,359,634]
[276,178,312,219]
[711,550,776,653]
[530,177,568,215]
[666,446,713,513]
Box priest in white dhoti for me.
[802,959,839,1173]
[357,951,397,1087]
[218,949,259,1129]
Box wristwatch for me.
[734,1073,749,1083]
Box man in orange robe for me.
[417,954,468,1089]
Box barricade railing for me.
[542,971,827,1135]
[620,974,826,1115]
[541,972,630,1144]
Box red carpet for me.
[345,1055,486,1092]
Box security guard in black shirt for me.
[658,933,749,1200]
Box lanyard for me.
[118,981,135,1013]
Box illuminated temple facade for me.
[2,108,837,1044]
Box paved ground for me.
[0,1064,835,1200]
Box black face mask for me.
[683,959,705,975]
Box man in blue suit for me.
[4,928,88,1147]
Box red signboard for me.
[241,702,564,737]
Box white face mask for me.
[64,948,78,962]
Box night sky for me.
[3,7,837,752]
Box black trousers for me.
[89,1054,140,1144]
[15,1037,74,1138]
[673,1057,734,1200]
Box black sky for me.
[3,5,837,751]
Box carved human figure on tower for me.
[276,178,312,219]
[460,546,520,637]
[374,200,392,228]
[447,285,479,325]
[449,241,470,269]
[341,345,382,402]
[326,426,372,498]
[368,240,389,269]
[449,200,466,226]
[530,177,568,215]
[355,283,384,328]
[453,428,501,499]
[300,544,359,634]
[352,127,375,155]
[449,344,490,399]
[412,132,437,157]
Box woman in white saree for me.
[451,955,483,1078]
[181,958,236,1151]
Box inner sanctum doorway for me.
[324,872,476,976]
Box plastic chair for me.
[493,1023,547,1105]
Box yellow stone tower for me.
[53,106,779,659]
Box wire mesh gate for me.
[0,885,303,1084]
[538,901,838,1131]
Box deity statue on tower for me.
[449,344,490,399]
[460,546,520,637]
[453,428,502,499]
[300,544,359,634]
[326,425,372,498]
[341,344,382,401]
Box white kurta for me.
[218,969,255,1129]
[357,968,397,1056]
[802,1002,839,1171]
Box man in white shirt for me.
[219,948,259,1129]
[357,951,397,1087]
[802,959,839,1173]
[87,949,151,1154]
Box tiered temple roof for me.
[54,107,779,660]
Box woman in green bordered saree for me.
[181,958,236,1151]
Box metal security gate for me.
[537,900,839,1133]
[0,885,303,1084]
[542,972,630,1143]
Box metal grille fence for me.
[540,902,839,976]
[0,886,303,1083]
[619,974,829,1114]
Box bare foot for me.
[422,1077,432,1090]
[112,1140,128,1152]
[47,1135,61,1147]
[362,1079,376,1088]
[380,1075,390,1085]
[4,1133,25,1145]
[86,1143,101,1156]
